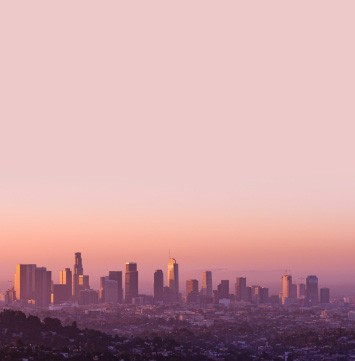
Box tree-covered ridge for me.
[1,309,355,361]
[0,310,218,360]
[0,309,111,349]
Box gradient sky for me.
[1,1,355,294]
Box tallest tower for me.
[167,258,179,302]
[72,252,84,301]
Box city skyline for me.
[1,1,355,359]
[2,248,353,296]
[7,252,332,308]
[5,252,340,299]
[1,2,355,296]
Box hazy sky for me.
[1,2,354,294]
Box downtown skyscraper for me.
[167,258,179,302]
[306,275,319,306]
[14,264,51,307]
[201,271,212,298]
[281,274,293,305]
[99,271,123,304]
[125,262,138,303]
[108,271,123,303]
[154,269,164,302]
[216,280,229,300]
[72,252,83,301]
[34,267,51,307]
[235,277,248,302]
[186,279,199,303]
[14,264,36,302]
[72,252,91,302]
[60,267,72,302]
[320,287,330,304]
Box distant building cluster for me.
[2,253,330,308]
[280,273,330,306]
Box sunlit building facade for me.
[14,264,36,302]
[167,258,179,301]
[78,275,90,290]
[60,268,72,301]
[281,274,293,305]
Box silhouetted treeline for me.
[0,310,216,360]
[1,309,355,360]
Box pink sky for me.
[0,2,354,293]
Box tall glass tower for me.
[72,252,84,301]
[167,258,179,301]
[281,274,292,305]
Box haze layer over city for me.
[1,2,355,296]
